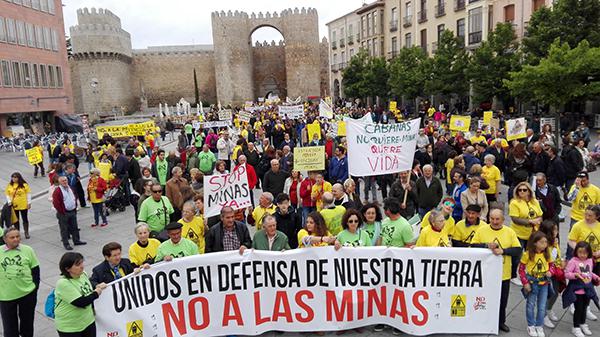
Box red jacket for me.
[88,177,107,201]
[299,178,315,207]
[52,186,77,215]
[235,163,258,189]
[325,139,335,158]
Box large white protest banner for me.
[202,120,231,129]
[346,118,420,176]
[203,164,251,217]
[95,247,501,337]
[278,105,305,119]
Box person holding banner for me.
[5,173,31,239]
[416,209,451,247]
[334,209,371,248]
[128,223,160,268]
[54,252,107,337]
[155,222,199,262]
[204,206,251,254]
[252,215,290,251]
[297,211,334,248]
[471,209,522,333]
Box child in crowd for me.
[519,231,555,337]
[564,241,600,337]
[538,220,565,329]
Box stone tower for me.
[211,8,321,104]
[69,8,134,116]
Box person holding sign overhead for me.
[30,140,45,178]
[5,173,31,239]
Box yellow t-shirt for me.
[470,135,487,144]
[128,239,161,266]
[98,162,112,181]
[320,205,346,236]
[5,183,31,210]
[311,182,333,211]
[482,165,501,195]
[471,224,521,280]
[568,220,600,260]
[241,129,249,140]
[509,198,543,240]
[297,229,331,248]
[569,184,600,221]
[452,219,488,244]
[178,216,205,254]
[445,158,454,184]
[252,204,277,230]
[550,241,563,267]
[416,226,450,247]
[420,211,455,236]
[520,252,552,279]
[253,121,263,131]
[145,134,154,146]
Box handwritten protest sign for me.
[278,105,304,120]
[506,117,527,141]
[307,121,322,140]
[218,110,233,121]
[95,247,501,337]
[319,99,333,119]
[483,111,493,125]
[25,148,42,165]
[347,118,420,176]
[294,146,325,171]
[203,164,251,217]
[238,111,253,123]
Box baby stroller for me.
[104,178,128,213]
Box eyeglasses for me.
[443,201,455,208]
[151,190,162,194]
[347,219,360,223]
[517,188,528,192]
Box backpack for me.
[45,289,56,319]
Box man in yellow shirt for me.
[319,192,345,236]
[251,192,276,230]
[471,209,521,333]
[452,204,487,246]
[567,172,600,224]
[470,129,487,145]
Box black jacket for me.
[90,259,135,287]
[128,158,142,187]
[47,143,62,159]
[531,151,550,175]
[546,157,566,187]
[415,176,444,210]
[561,145,584,179]
[389,179,418,219]
[263,170,288,197]
[535,183,562,222]
[205,221,252,253]
[274,207,303,249]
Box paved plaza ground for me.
[0,132,598,337]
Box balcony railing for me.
[435,2,446,17]
[403,15,413,27]
[347,35,354,44]
[468,31,482,45]
[331,64,339,72]
[356,33,361,42]
[390,19,399,31]
[454,0,465,11]
[418,10,427,23]
[340,38,345,47]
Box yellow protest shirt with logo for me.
[178,216,205,254]
[128,238,161,267]
[320,205,346,236]
[509,198,543,240]
[471,224,521,280]
[482,165,501,195]
[0,244,39,301]
[297,229,332,248]
[568,220,600,261]
[253,121,263,130]
[452,219,488,244]
[470,135,487,144]
[54,272,95,333]
[520,252,552,280]
[569,184,600,221]
[252,204,276,230]
[311,182,332,210]
[420,211,455,236]
[416,226,450,247]
[49,143,58,155]
[241,129,249,140]
[5,183,31,210]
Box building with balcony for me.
[0,0,73,136]
[326,7,361,101]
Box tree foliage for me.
[505,39,600,110]
[425,30,469,99]
[388,47,428,100]
[342,49,369,98]
[468,23,521,107]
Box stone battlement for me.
[211,7,317,19]
[254,40,285,47]
[69,24,131,37]
[76,7,122,28]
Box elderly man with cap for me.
[155,222,199,262]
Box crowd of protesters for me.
[0,100,599,337]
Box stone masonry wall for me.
[252,42,287,99]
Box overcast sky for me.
[62,0,366,49]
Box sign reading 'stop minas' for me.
[346,118,420,177]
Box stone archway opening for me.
[250,26,287,100]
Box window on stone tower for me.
[26,23,34,47]
[51,29,58,51]
[40,0,48,12]
[16,20,26,46]
[22,63,31,87]
[532,0,545,11]
[48,0,55,14]
[43,27,51,50]
[32,0,40,10]
[32,64,39,87]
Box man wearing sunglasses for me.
[137,183,174,239]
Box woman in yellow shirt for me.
[509,182,543,244]
[481,154,502,202]
[297,212,335,248]
[178,201,205,253]
[129,223,161,267]
[5,172,31,238]
[416,209,451,247]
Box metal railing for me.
[331,41,337,49]
[403,15,413,27]
[468,31,482,44]
[454,0,465,10]
[390,19,399,31]
[435,2,446,17]
[347,35,354,44]
[418,10,427,23]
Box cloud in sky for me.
[62,0,366,49]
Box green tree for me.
[364,57,390,100]
[523,0,600,63]
[342,49,369,98]
[468,23,521,108]
[388,47,428,100]
[425,30,469,100]
[505,39,600,111]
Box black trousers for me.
[74,182,86,207]
[57,210,80,245]
[13,209,29,232]
[33,162,45,177]
[574,294,590,327]
[58,322,96,337]
[499,279,510,326]
[0,289,37,337]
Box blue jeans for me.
[526,281,549,327]
[92,202,107,225]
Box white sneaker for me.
[536,326,545,337]
[527,326,538,337]
[573,327,586,337]
[587,308,598,321]
[548,310,559,321]
[580,324,592,336]
[544,316,555,328]
[571,304,576,315]
[510,277,522,286]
